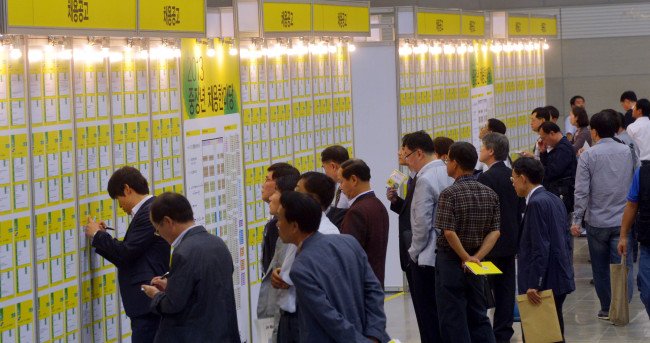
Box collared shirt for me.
[564,116,577,136]
[348,190,374,207]
[131,195,154,217]
[171,225,202,249]
[435,174,500,251]
[92,194,152,244]
[627,116,650,161]
[526,185,543,205]
[277,213,339,312]
[574,137,638,227]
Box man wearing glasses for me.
[85,166,170,343]
[402,131,454,343]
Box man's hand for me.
[84,216,106,239]
[367,337,379,343]
[526,288,542,305]
[386,187,398,204]
[570,225,582,237]
[519,151,533,158]
[618,237,628,256]
[462,256,482,269]
[537,139,547,153]
[270,268,290,289]
[141,284,160,298]
[577,147,585,157]
[151,276,168,292]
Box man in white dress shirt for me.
[320,145,351,209]
[270,172,339,342]
[628,98,650,163]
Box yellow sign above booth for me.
[7,0,137,30]
[263,2,313,33]
[312,4,369,33]
[530,17,557,36]
[508,16,530,36]
[417,12,461,36]
[139,0,205,33]
[461,14,486,37]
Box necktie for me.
[407,175,417,196]
[335,187,342,206]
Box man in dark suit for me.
[477,133,525,343]
[261,163,300,273]
[620,90,637,129]
[338,159,390,288]
[278,192,391,343]
[386,134,416,279]
[538,122,577,214]
[512,158,575,341]
[84,166,170,343]
[141,192,240,342]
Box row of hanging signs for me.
[397,7,557,39]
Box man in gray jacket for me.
[403,131,454,343]
[141,192,240,342]
[279,191,390,343]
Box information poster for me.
[181,38,249,342]
[469,41,495,150]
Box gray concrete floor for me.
[384,238,650,342]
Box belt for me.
[280,309,297,317]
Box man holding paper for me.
[434,142,500,343]
[401,131,453,343]
[511,157,575,340]
[477,133,524,343]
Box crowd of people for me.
[83,90,650,343]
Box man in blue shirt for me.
[618,164,650,319]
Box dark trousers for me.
[277,310,300,343]
[131,313,160,343]
[435,249,495,343]
[487,255,516,343]
[521,293,567,343]
[409,263,442,343]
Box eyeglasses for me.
[443,158,449,165]
[404,150,417,159]
[510,177,514,183]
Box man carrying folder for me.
[434,142,501,343]
[511,157,575,341]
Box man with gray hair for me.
[477,133,524,343]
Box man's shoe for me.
[597,310,609,320]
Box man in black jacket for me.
[84,166,170,343]
[142,192,240,342]
[477,133,525,343]
[260,163,300,273]
[386,134,416,279]
[538,122,577,214]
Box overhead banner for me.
[138,0,206,36]
[470,41,495,150]
[417,12,461,36]
[181,39,240,120]
[6,0,137,32]
[261,1,370,36]
[262,2,312,34]
[312,3,370,34]
[508,16,530,36]
[530,17,557,37]
[461,14,486,37]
